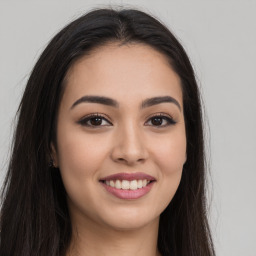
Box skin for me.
[52,43,187,256]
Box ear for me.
[50,142,59,168]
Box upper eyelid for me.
[145,114,176,125]
[145,112,175,122]
[79,112,174,121]
[78,112,176,127]
[79,113,112,123]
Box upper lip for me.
[100,172,156,181]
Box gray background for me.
[0,1,255,255]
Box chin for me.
[99,206,160,231]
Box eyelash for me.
[145,113,176,127]
[78,113,112,127]
[77,112,176,128]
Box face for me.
[53,43,186,231]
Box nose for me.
[110,123,149,166]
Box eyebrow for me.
[70,95,181,111]
[71,96,119,109]
[141,96,181,110]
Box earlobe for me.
[50,142,59,168]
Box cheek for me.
[153,131,186,174]
[55,130,112,215]
[56,129,110,181]
[151,131,186,207]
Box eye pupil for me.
[91,117,102,126]
[152,117,163,126]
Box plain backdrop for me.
[0,1,255,255]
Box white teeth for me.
[137,180,142,189]
[115,180,122,189]
[130,180,137,190]
[110,180,115,187]
[105,179,151,190]
[121,180,130,190]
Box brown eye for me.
[78,114,112,127]
[151,117,163,126]
[145,114,176,127]
[90,117,103,126]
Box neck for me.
[67,216,161,256]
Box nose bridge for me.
[111,119,148,164]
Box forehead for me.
[62,43,183,108]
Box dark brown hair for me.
[0,8,215,256]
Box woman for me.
[0,8,215,256]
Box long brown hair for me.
[0,8,215,256]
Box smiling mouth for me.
[99,172,156,198]
[100,179,153,190]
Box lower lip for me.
[101,182,155,199]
